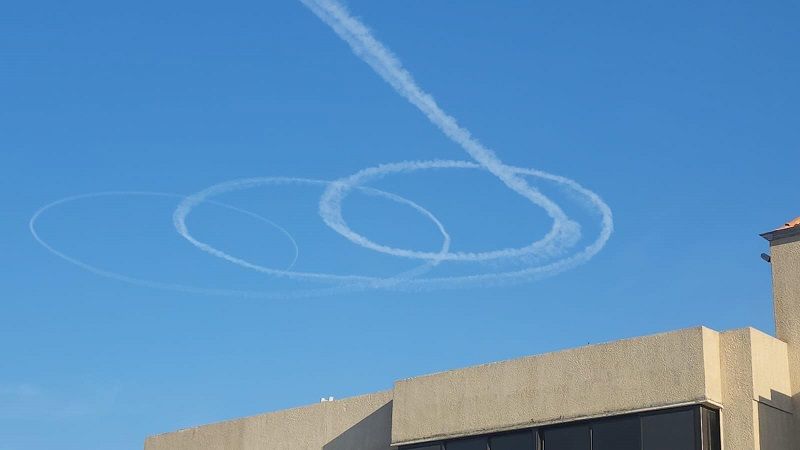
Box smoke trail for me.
[299,0,575,224]
[173,177,451,284]
[297,0,612,282]
[29,192,300,298]
[31,3,613,295]
[31,185,453,297]
[172,162,611,290]
[318,160,578,262]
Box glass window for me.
[592,415,640,450]
[446,436,487,450]
[701,407,721,450]
[642,408,698,450]
[406,444,441,450]
[541,424,590,450]
[489,430,535,450]
[400,406,717,450]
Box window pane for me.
[446,436,487,450]
[541,424,590,450]
[489,430,535,450]
[642,408,698,450]
[592,415,640,450]
[701,407,721,450]
[405,444,441,450]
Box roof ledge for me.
[760,216,800,242]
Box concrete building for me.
[144,217,800,450]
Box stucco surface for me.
[145,326,796,450]
[720,329,756,449]
[719,328,794,450]
[702,328,723,403]
[769,233,800,445]
[749,328,792,413]
[771,234,800,351]
[144,391,394,450]
[391,327,721,445]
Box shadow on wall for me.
[757,390,794,450]
[324,401,396,450]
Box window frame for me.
[399,405,720,450]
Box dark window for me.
[641,408,698,450]
[700,407,721,450]
[400,405,718,450]
[592,415,640,450]
[489,430,536,450]
[541,424,590,450]
[446,436,487,450]
[406,445,441,450]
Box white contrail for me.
[32,190,450,298]
[29,192,300,298]
[319,160,578,262]
[31,2,614,295]
[172,177,452,285]
[298,0,612,283]
[297,0,561,209]
[171,161,611,290]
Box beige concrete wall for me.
[719,328,794,450]
[144,391,394,450]
[750,329,792,414]
[720,329,756,449]
[391,327,722,445]
[768,232,800,445]
[771,233,800,346]
[145,326,796,450]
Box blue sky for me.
[2,1,799,448]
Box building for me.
[144,217,800,450]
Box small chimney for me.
[761,216,800,440]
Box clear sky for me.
[2,1,799,449]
